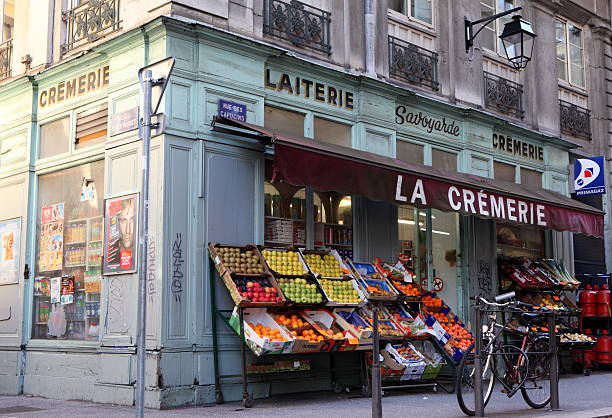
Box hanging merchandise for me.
[60,276,75,305]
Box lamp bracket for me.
[465,6,522,52]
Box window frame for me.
[388,0,435,29]
[37,100,108,164]
[479,0,516,57]
[555,17,585,89]
[1,0,14,42]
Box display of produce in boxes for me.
[393,281,422,298]
[273,312,326,344]
[248,322,289,342]
[499,257,580,290]
[300,250,347,278]
[277,277,325,304]
[319,278,365,305]
[261,248,308,276]
[210,244,267,275]
[350,262,398,301]
[421,294,444,308]
[233,276,283,304]
[560,333,595,343]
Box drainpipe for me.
[364,0,376,77]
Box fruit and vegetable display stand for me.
[498,257,597,373]
[208,244,473,408]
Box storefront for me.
[0,17,604,407]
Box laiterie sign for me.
[574,156,606,196]
[395,105,461,137]
[39,65,110,108]
[492,133,544,162]
[265,69,354,110]
[395,176,548,227]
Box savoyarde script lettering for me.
[395,105,460,137]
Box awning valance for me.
[212,117,604,237]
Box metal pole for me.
[473,304,484,417]
[548,312,560,411]
[372,304,382,418]
[136,69,153,418]
[426,209,433,291]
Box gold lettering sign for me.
[39,65,110,108]
[492,133,544,162]
[264,69,354,110]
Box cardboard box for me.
[259,247,310,277]
[229,307,294,356]
[208,243,271,277]
[271,309,332,353]
[332,308,373,350]
[221,271,286,308]
[299,248,352,279]
[317,277,367,307]
[302,309,359,351]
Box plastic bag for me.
[47,305,67,337]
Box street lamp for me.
[465,7,537,71]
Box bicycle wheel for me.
[456,343,496,416]
[521,339,551,409]
[498,344,529,393]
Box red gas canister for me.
[579,285,598,317]
[595,335,612,364]
[596,284,611,317]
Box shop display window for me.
[396,140,424,165]
[494,161,516,182]
[264,162,353,258]
[39,117,70,159]
[397,207,459,310]
[264,106,305,139]
[496,223,544,259]
[432,149,457,173]
[520,167,542,187]
[314,117,352,148]
[32,161,104,340]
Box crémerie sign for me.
[39,65,110,108]
[492,133,544,162]
[265,69,354,110]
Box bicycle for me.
[456,293,552,416]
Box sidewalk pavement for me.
[0,371,610,417]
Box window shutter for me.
[76,104,108,147]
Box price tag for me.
[293,361,300,368]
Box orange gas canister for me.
[595,334,612,364]
[579,285,598,317]
[596,284,611,317]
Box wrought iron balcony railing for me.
[483,72,523,119]
[388,36,439,91]
[61,0,122,55]
[263,0,331,55]
[559,100,591,139]
[0,39,12,80]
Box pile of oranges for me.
[422,295,443,307]
[430,312,448,322]
[393,281,421,297]
[298,328,325,343]
[319,328,345,340]
[449,336,473,352]
[248,322,287,342]
[440,322,472,341]
[275,314,306,329]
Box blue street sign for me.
[218,99,247,122]
[574,156,606,196]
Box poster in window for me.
[103,193,138,275]
[0,217,21,284]
[39,203,65,272]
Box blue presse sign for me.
[574,156,606,196]
[218,99,247,122]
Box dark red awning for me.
[213,117,604,237]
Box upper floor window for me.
[555,19,584,87]
[479,0,514,55]
[389,0,433,25]
[0,0,13,79]
[1,0,13,41]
